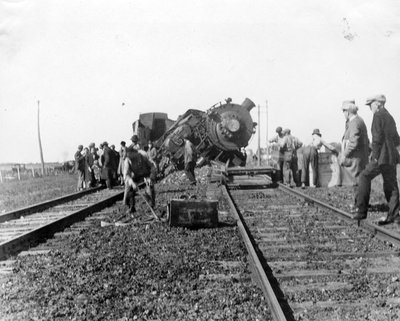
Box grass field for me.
[0,174,78,213]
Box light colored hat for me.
[342,100,355,109]
[365,94,386,105]
[342,100,358,113]
[282,128,291,135]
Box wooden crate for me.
[168,199,218,228]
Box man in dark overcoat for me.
[352,95,400,224]
[339,101,370,189]
[102,142,115,189]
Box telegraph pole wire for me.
[37,100,45,176]
[257,104,261,167]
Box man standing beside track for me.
[301,129,338,188]
[269,126,285,182]
[339,100,369,203]
[280,129,302,187]
[74,145,85,191]
[352,95,400,225]
[102,142,115,189]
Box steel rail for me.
[261,175,400,248]
[0,186,103,224]
[221,185,288,321]
[0,191,124,260]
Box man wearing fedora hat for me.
[300,129,338,188]
[339,100,369,190]
[352,95,400,224]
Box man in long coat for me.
[74,145,85,191]
[339,101,370,189]
[301,129,338,188]
[102,142,115,189]
[352,95,400,224]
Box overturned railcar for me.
[132,113,175,147]
[156,98,257,172]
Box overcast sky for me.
[0,0,399,163]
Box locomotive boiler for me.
[156,97,257,173]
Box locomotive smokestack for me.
[242,98,256,111]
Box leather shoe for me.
[349,205,358,214]
[352,212,367,220]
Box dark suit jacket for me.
[371,108,400,165]
[102,146,114,169]
[343,115,369,161]
[74,151,85,172]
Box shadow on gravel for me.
[369,203,389,212]
[254,246,296,321]
[242,220,296,321]
[218,222,237,228]
[158,189,189,194]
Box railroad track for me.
[224,172,400,321]
[0,187,124,261]
[0,180,274,320]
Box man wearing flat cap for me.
[352,95,400,224]
[339,101,369,193]
[279,129,303,186]
[269,126,285,182]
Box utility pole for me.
[257,104,261,167]
[37,100,45,176]
[266,100,269,165]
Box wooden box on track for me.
[168,199,218,228]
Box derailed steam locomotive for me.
[155,98,257,173]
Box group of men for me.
[270,94,400,225]
[348,95,400,225]
[269,128,303,187]
[74,132,199,219]
[74,135,160,217]
[270,127,339,188]
[74,142,120,191]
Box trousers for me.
[184,161,196,184]
[356,162,399,219]
[301,146,319,186]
